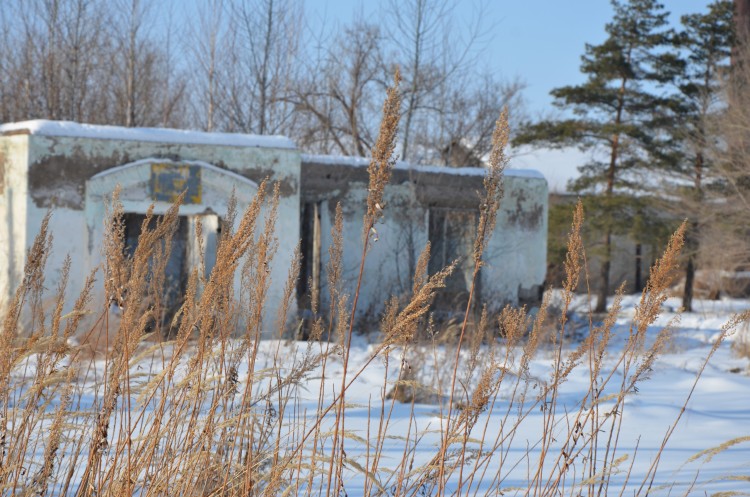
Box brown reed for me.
[0,80,744,497]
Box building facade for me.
[0,120,547,336]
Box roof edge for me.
[301,153,546,180]
[0,120,297,150]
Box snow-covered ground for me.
[262,294,750,495]
[6,293,750,496]
[300,294,750,495]
[558,295,750,495]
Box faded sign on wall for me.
[150,163,202,204]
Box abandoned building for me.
[0,120,547,335]
[299,155,548,320]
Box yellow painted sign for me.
[150,163,202,204]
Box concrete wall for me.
[482,175,548,307]
[0,125,301,334]
[547,194,658,295]
[301,156,548,318]
[0,135,30,299]
[315,184,429,320]
[580,235,656,295]
[0,120,548,337]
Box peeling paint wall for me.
[482,176,548,308]
[2,130,300,334]
[1,121,547,337]
[301,158,548,318]
[0,135,30,297]
[313,183,430,320]
[25,136,298,209]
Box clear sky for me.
[303,1,719,190]
[304,0,716,113]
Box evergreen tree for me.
[665,1,734,311]
[514,0,680,312]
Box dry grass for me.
[0,79,746,497]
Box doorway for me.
[123,213,188,330]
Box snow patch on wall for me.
[0,120,296,150]
[301,153,546,179]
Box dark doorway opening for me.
[123,213,188,333]
[428,208,480,318]
[297,202,322,338]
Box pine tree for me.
[665,1,734,311]
[514,0,681,312]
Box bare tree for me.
[121,0,145,127]
[0,0,521,165]
[219,0,302,134]
[421,72,525,166]
[385,0,497,164]
[386,0,450,161]
[103,0,188,127]
[0,0,111,123]
[58,0,104,122]
[157,1,188,128]
[189,0,226,132]
[289,22,388,156]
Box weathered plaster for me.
[1,120,547,337]
[482,175,548,308]
[0,135,30,299]
[26,136,299,210]
[6,130,301,335]
[303,158,548,317]
[83,158,270,323]
[316,183,430,318]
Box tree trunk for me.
[595,230,611,313]
[735,0,750,59]
[258,0,274,135]
[683,254,695,312]
[683,152,703,313]
[400,0,424,162]
[635,242,643,293]
[126,0,139,127]
[595,58,629,312]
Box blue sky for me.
[483,0,715,114]
[305,0,716,114]
[303,1,718,190]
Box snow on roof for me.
[301,153,546,180]
[0,120,296,149]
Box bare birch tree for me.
[105,0,187,127]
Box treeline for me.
[4,0,744,309]
[0,0,522,166]
[516,0,746,312]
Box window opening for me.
[428,208,479,318]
